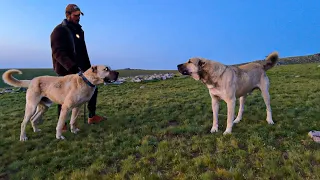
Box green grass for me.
[0,68,178,88]
[0,63,320,179]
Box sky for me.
[0,0,319,70]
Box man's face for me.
[70,11,81,24]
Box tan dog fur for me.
[2,65,119,141]
[177,51,279,135]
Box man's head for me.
[65,4,84,24]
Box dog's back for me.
[233,51,279,97]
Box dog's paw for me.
[33,128,42,132]
[233,118,241,123]
[71,128,80,134]
[210,126,218,133]
[223,129,232,135]
[20,136,28,141]
[267,120,274,124]
[56,135,66,140]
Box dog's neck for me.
[78,71,96,88]
[199,64,228,87]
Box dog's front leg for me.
[210,96,220,133]
[56,106,70,140]
[224,97,236,135]
[70,107,80,134]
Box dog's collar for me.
[78,71,96,88]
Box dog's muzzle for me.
[177,64,190,75]
[104,71,119,83]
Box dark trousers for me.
[57,87,98,119]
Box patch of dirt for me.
[148,157,156,165]
[135,153,141,160]
[282,151,289,160]
[168,120,179,127]
[0,173,9,180]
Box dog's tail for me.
[263,51,279,71]
[2,69,31,88]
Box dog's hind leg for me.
[70,107,81,134]
[20,93,41,141]
[234,96,246,124]
[259,77,274,124]
[30,98,52,132]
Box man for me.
[50,4,104,129]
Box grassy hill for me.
[0,62,319,179]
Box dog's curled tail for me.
[263,51,279,71]
[2,69,30,88]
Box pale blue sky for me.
[0,0,319,70]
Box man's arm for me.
[50,27,78,72]
[83,42,91,67]
[81,32,91,67]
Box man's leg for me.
[87,87,104,124]
[57,104,62,116]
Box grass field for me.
[0,68,178,88]
[0,63,320,179]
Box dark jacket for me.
[50,19,91,76]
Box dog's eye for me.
[105,67,109,71]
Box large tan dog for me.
[2,65,119,141]
[177,52,279,135]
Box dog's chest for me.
[76,87,96,104]
[207,85,225,99]
[208,86,222,96]
[206,84,215,89]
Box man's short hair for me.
[65,4,84,15]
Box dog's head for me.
[177,57,206,81]
[177,57,227,84]
[85,65,119,85]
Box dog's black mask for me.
[103,71,119,83]
[177,64,190,75]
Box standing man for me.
[50,4,104,129]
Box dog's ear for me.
[198,60,206,67]
[91,66,98,73]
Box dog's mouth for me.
[177,64,190,75]
[104,79,115,83]
[178,68,190,75]
[103,71,119,83]
[181,70,190,75]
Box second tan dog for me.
[177,52,279,135]
[2,65,119,141]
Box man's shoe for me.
[88,115,104,124]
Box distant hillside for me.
[237,53,320,66]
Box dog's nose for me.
[177,64,182,68]
[116,71,119,76]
